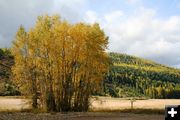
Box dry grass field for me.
[0,96,179,120]
[0,96,179,111]
[0,96,31,111]
[90,97,180,111]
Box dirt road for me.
[0,112,164,120]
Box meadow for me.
[0,96,180,111]
[2,96,179,120]
[90,97,180,111]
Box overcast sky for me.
[0,0,180,68]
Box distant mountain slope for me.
[110,52,178,69]
[103,52,180,98]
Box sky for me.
[0,0,180,68]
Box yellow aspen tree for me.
[12,26,39,108]
[12,15,109,112]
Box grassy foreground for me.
[0,96,172,120]
[0,96,179,112]
[0,112,164,120]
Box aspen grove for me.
[11,15,109,112]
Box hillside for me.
[102,52,180,98]
[0,48,19,95]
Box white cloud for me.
[105,11,123,23]
[83,8,180,67]
[0,0,86,47]
[125,0,141,4]
[83,11,100,24]
[51,0,86,22]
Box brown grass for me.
[90,97,180,111]
[0,97,31,112]
[0,96,179,114]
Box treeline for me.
[103,53,180,98]
[1,49,180,99]
[11,15,108,112]
[0,48,20,96]
[1,50,180,99]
